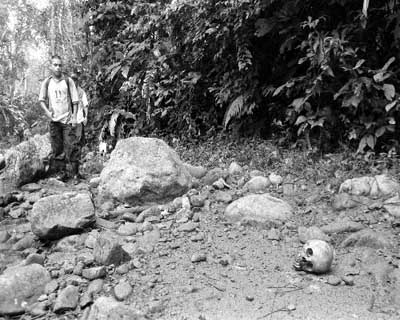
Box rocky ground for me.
[1,136,400,320]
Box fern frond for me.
[223,95,244,129]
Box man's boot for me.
[71,162,83,184]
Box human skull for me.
[293,239,334,274]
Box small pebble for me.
[116,264,129,275]
[24,253,45,266]
[327,275,342,286]
[287,303,296,311]
[45,279,59,294]
[114,281,133,301]
[245,295,254,302]
[82,266,107,280]
[37,294,48,302]
[341,275,354,286]
[191,252,207,263]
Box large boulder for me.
[30,192,95,240]
[341,229,392,249]
[98,137,192,205]
[0,264,51,316]
[225,193,293,227]
[84,296,145,320]
[93,231,130,266]
[0,134,51,194]
[339,174,400,198]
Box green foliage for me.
[81,0,400,153]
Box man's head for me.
[50,55,62,78]
[71,68,82,86]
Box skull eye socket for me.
[306,248,313,256]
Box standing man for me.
[71,69,89,180]
[39,55,79,181]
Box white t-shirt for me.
[76,86,89,124]
[39,77,79,124]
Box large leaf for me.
[291,97,305,111]
[294,115,307,126]
[385,101,397,112]
[107,65,121,82]
[254,18,275,37]
[108,112,120,137]
[362,0,369,17]
[223,95,244,129]
[383,84,395,101]
[382,57,396,72]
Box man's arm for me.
[82,90,89,120]
[38,80,53,120]
[40,101,53,120]
[69,78,79,125]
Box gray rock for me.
[27,302,47,316]
[135,229,160,254]
[267,228,281,240]
[135,206,161,223]
[93,232,129,266]
[53,285,79,313]
[95,217,117,230]
[89,177,101,188]
[55,234,86,252]
[12,234,36,251]
[191,252,207,263]
[80,292,93,308]
[249,170,265,178]
[87,279,104,296]
[85,230,99,249]
[214,191,233,203]
[341,275,355,286]
[269,173,283,185]
[332,193,361,210]
[0,134,51,194]
[341,229,392,249]
[326,275,342,286]
[115,264,129,275]
[0,230,10,243]
[23,253,45,266]
[321,219,364,234]
[225,194,293,227]
[0,264,50,316]
[189,194,206,207]
[228,162,243,176]
[121,212,137,222]
[183,163,207,179]
[244,176,271,193]
[9,207,26,219]
[177,222,198,232]
[98,137,192,205]
[25,192,42,204]
[30,192,95,240]
[383,195,400,217]
[82,266,107,280]
[85,296,145,320]
[113,281,133,301]
[339,174,400,198]
[20,183,42,192]
[298,226,330,243]
[202,168,228,185]
[45,280,59,294]
[117,223,139,236]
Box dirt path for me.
[1,139,400,320]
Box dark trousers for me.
[49,121,80,174]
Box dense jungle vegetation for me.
[1,0,400,155]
